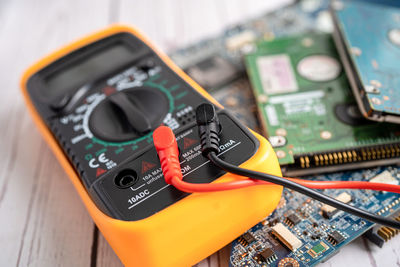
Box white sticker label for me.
[297,55,341,82]
[269,90,326,116]
[256,54,298,95]
[265,105,279,126]
[269,90,325,104]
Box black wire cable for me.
[208,152,400,230]
[194,103,400,229]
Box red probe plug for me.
[153,125,268,192]
[153,126,182,184]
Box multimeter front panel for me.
[26,32,259,221]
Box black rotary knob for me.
[89,87,169,142]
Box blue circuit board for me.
[170,0,330,71]
[229,166,400,267]
[332,0,400,123]
[169,0,331,131]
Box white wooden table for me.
[0,0,399,266]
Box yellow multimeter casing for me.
[20,25,282,267]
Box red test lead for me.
[153,125,400,195]
[153,125,266,192]
[153,126,183,184]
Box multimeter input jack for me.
[114,169,138,188]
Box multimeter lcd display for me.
[44,43,135,98]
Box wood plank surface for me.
[0,0,399,266]
[0,0,110,266]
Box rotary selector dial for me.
[89,87,169,142]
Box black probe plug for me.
[195,103,221,157]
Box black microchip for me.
[255,248,276,263]
[242,232,256,244]
[322,208,339,219]
[185,56,238,89]
[287,213,301,225]
[270,218,280,226]
[311,234,321,240]
[328,230,345,245]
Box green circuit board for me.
[245,33,400,176]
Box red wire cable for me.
[171,177,264,192]
[171,176,400,194]
[154,126,400,195]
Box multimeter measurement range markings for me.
[79,71,183,147]
[56,63,195,183]
[65,65,164,147]
[127,139,242,210]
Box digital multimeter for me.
[21,25,282,267]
